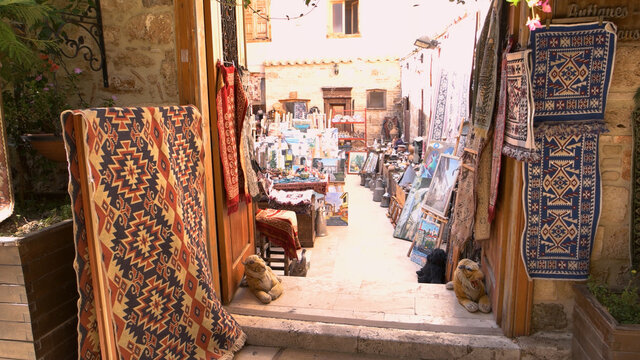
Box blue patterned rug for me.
[522,132,601,280]
[530,22,617,127]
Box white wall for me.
[246,0,475,72]
[400,48,435,140]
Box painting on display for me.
[364,153,378,173]
[423,142,455,186]
[325,185,348,226]
[423,155,460,218]
[393,166,431,241]
[347,151,367,174]
[410,219,441,266]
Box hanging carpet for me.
[530,22,617,132]
[470,0,501,137]
[502,50,537,161]
[216,63,250,214]
[489,41,513,222]
[429,72,448,142]
[522,131,601,280]
[62,107,246,359]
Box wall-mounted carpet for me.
[522,131,601,280]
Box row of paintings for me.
[393,141,460,244]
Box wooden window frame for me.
[366,89,386,110]
[244,0,271,42]
[327,0,360,38]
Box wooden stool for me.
[256,233,291,276]
[255,209,299,276]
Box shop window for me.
[367,89,386,110]
[329,0,359,37]
[244,0,271,42]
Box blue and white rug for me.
[530,21,617,128]
[522,132,601,280]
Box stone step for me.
[234,314,522,360]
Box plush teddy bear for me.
[446,258,491,313]
[243,255,283,304]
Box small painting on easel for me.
[325,190,348,226]
[347,151,366,174]
[410,219,441,266]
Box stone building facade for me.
[263,58,402,142]
[77,0,179,107]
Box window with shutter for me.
[328,0,359,37]
[244,0,271,42]
[367,90,386,110]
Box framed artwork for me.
[325,191,348,226]
[347,151,367,174]
[424,141,455,186]
[364,153,378,173]
[361,152,374,174]
[423,154,460,218]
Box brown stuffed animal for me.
[446,259,491,313]
[243,255,284,304]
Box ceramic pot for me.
[380,192,390,207]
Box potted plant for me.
[0,2,93,358]
[572,269,640,360]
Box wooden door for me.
[479,158,533,337]
[331,104,345,118]
[203,0,255,304]
[174,0,224,295]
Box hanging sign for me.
[554,0,640,41]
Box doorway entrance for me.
[176,0,534,339]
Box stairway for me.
[226,277,571,359]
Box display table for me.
[258,190,319,248]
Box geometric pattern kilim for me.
[62,106,245,359]
[530,22,617,124]
[522,131,601,280]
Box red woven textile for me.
[256,209,301,260]
[216,63,249,214]
[489,41,512,222]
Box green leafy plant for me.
[0,0,59,85]
[587,270,640,324]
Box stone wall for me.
[264,60,401,142]
[531,42,639,333]
[74,0,179,107]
